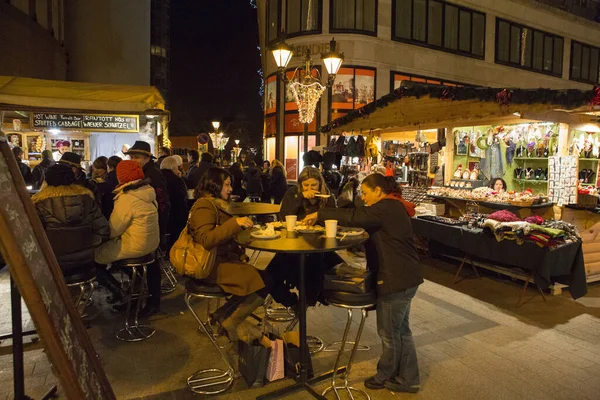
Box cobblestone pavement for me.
[1,251,600,400]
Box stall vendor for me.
[489,177,507,193]
[52,140,71,162]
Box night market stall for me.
[0,76,170,171]
[321,82,600,301]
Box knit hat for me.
[117,160,145,184]
[45,164,76,187]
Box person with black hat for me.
[32,164,110,279]
[125,140,170,316]
[58,152,101,205]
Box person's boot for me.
[220,293,265,342]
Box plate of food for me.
[338,227,365,236]
[314,194,331,198]
[251,225,280,239]
[294,224,325,234]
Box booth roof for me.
[0,76,166,113]
[322,82,599,134]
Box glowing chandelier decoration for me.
[210,132,229,151]
[289,80,326,124]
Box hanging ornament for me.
[496,89,511,107]
[591,86,600,111]
[289,80,326,124]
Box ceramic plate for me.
[251,231,280,239]
[338,227,365,236]
[295,225,325,234]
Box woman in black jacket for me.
[260,160,271,203]
[267,167,340,307]
[160,156,189,250]
[32,164,110,277]
[303,173,422,394]
[269,160,288,204]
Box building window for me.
[330,0,377,35]
[392,0,485,58]
[331,67,376,111]
[151,45,168,58]
[495,18,563,77]
[390,71,469,92]
[571,41,600,85]
[266,0,281,44]
[287,0,321,36]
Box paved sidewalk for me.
[0,251,599,399]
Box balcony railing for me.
[536,0,600,22]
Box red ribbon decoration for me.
[440,88,455,101]
[591,86,600,112]
[496,89,511,107]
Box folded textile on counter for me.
[481,218,578,248]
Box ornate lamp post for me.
[271,38,344,158]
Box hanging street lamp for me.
[270,37,344,157]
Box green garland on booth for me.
[321,82,598,133]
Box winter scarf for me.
[384,193,416,217]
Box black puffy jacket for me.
[32,184,110,275]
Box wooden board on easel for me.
[0,132,115,399]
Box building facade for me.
[257,0,600,176]
[0,0,67,80]
[64,0,170,102]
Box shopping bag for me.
[238,337,271,388]
[266,336,285,382]
[282,332,313,379]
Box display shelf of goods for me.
[579,158,599,161]
[514,179,548,183]
[514,157,548,160]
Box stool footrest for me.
[187,368,234,395]
[116,325,155,342]
[322,385,371,400]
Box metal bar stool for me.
[114,253,156,342]
[65,268,97,317]
[322,291,376,400]
[184,279,234,395]
[156,247,177,294]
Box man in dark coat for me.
[126,140,171,316]
[160,156,189,250]
[186,152,214,190]
[12,146,32,185]
[186,149,199,178]
[156,146,171,168]
[58,152,101,205]
[31,150,55,189]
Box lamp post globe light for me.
[270,37,344,158]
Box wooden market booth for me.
[322,82,600,289]
[0,76,170,169]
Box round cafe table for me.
[225,202,280,216]
[235,228,368,400]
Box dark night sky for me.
[169,1,263,145]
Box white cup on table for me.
[285,215,297,231]
[325,220,338,238]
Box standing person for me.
[187,152,214,190]
[385,157,396,177]
[303,173,422,394]
[32,164,109,278]
[95,161,160,307]
[12,146,33,185]
[239,152,251,167]
[189,167,268,341]
[52,140,71,162]
[187,149,200,177]
[58,152,101,205]
[229,162,246,202]
[269,159,288,204]
[106,156,122,189]
[31,150,55,189]
[260,160,271,203]
[173,155,185,176]
[160,156,189,250]
[125,141,171,316]
[115,144,130,160]
[156,147,171,168]
[244,161,262,202]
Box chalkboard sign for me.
[0,133,115,399]
[32,113,139,132]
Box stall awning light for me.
[271,42,293,69]
[48,129,61,134]
[321,38,344,76]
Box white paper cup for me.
[325,220,338,238]
[187,189,195,200]
[285,215,297,231]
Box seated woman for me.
[490,177,507,193]
[95,160,160,264]
[189,167,269,341]
[268,166,341,307]
[303,173,422,394]
[32,164,110,277]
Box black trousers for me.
[146,260,161,307]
